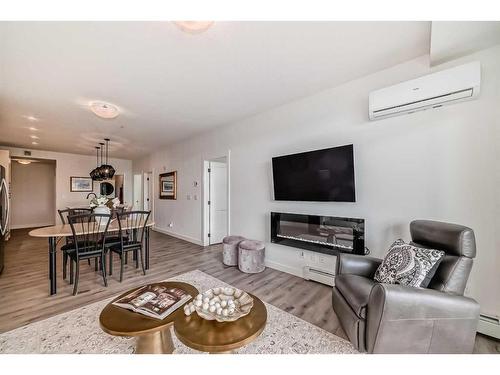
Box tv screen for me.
[272,144,355,202]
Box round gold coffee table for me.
[99,281,198,354]
[173,292,267,353]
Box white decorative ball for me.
[203,297,210,304]
[209,299,216,306]
[215,302,221,309]
[190,305,196,313]
[224,288,234,296]
[234,289,242,298]
[222,308,229,316]
[194,299,202,307]
[221,300,227,308]
[196,294,202,301]
[228,307,235,315]
[202,302,209,311]
[216,307,223,315]
[209,305,216,313]
[213,288,221,294]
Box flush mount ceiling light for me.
[30,135,39,139]
[12,158,39,165]
[89,101,119,119]
[173,21,214,34]
[22,115,39,122]
[32,141,39,145]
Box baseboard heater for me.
[477,313,500,339]
[303,266,335,287]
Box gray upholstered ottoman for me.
[222,235,246,266]
[238,240,265,274]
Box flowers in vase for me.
[89,195,109,208]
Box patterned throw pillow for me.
[374,239,445,288]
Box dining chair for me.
[58,208,95,279]
[108,210,150,282]
[67,213,111,295]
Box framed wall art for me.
[70,176,93,192]
[159,171,177,200]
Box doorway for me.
[204,157,229,245]
[10,158,56,229]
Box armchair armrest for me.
[366,283,480,353]
[336,253,382,278]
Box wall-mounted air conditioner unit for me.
[369,61,481,120]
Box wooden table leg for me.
[135,329,174,354]
[48,236,57,295]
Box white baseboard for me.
[265,259,304,279]
[10,222,54,229]
[152,226,204,246]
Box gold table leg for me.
[135,329,174,354]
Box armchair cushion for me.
[374,239,445,288]
[335,274,377,319]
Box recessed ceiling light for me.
[23,115,40,122]
[29,127,39,131]
[30,135,39,139]
[89,101,119,119]
[173,21,214,34]
[32,141,39,145]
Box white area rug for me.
[0,270,358,354]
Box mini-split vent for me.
[369,61,481,120]
[303,266,335,287]
[478,313,500,339]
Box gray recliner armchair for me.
[332,220,480,353]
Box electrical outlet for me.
[319,256,326,264]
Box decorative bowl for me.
[183,287,254,322]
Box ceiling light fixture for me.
[17,160,32,165]
[31,141,39,145]
[30,135,39,139]
[99,138,116,179]
[173,21,214,34]
[23,115,39,122]
[89,101,119,119]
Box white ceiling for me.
[0,21,431,159]
[430,21,500,66]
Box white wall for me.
[133,45,500,317]
[10,161,56,228]
[0,147,133,224]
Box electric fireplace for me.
[271,212,365,256]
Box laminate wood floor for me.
[0,228,498,354]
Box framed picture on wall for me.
[159,171,177,200]
[70,176,93,192]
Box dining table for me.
[29,219,155,296]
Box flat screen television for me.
[272,144,355,202]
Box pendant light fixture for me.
[99,138,116,180]
[90,146,101,180]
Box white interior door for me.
[143,172,152,212]
[133,174,143,210]
[209,161,228,244]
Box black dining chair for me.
[58,208,95,279]
[67,213,111,295]
[108,210,150,282]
